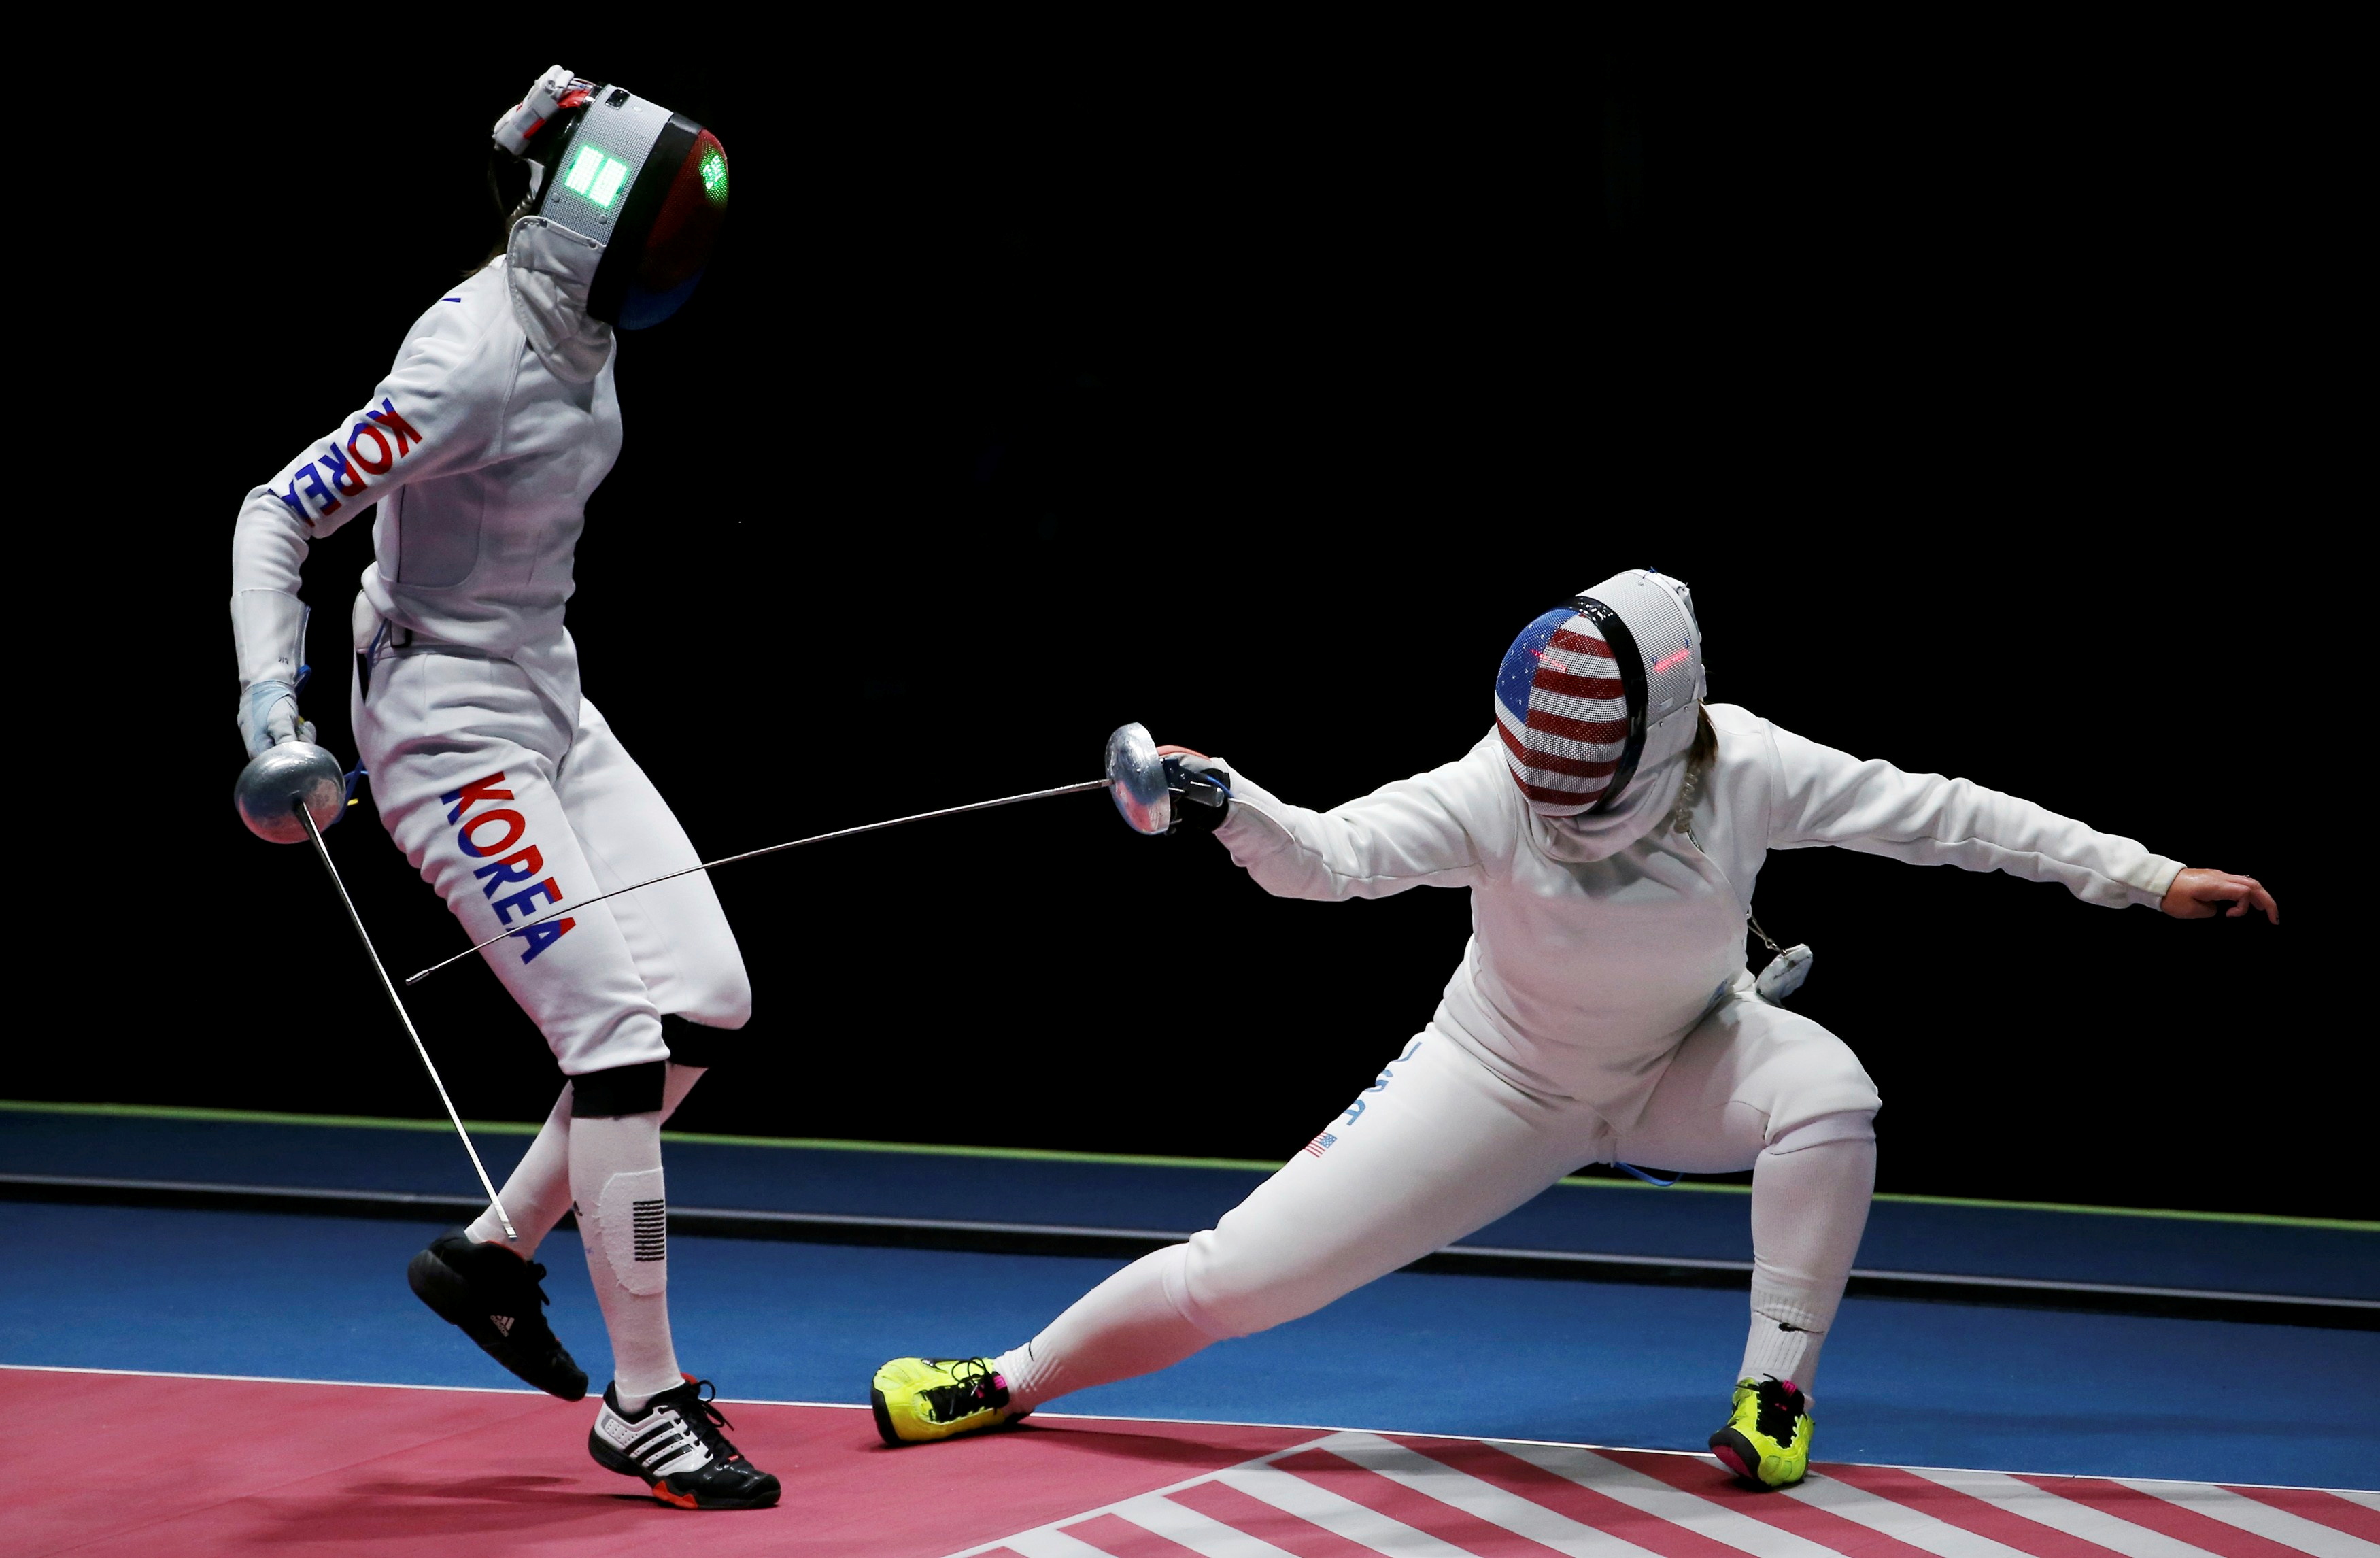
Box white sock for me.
[1737,1113,1876,1393]
[467,1064,707,1260]
[993,1246,1217,1413]
[570,1109,682,1412]
[467,1086,576,1257]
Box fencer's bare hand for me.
[2160,868,2279,924]
[1155,744,1210,760]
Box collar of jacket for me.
[505,217,615,383]
[1527,751,1689,863]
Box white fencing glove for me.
[238,679,317,758]
[233,590,318,759]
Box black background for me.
[33,29,2353,1216]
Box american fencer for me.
[229,68,777,1509]
[870,569,2278,1489]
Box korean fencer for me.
[868,568,2277,1489]
[228,68,776,1510]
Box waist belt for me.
[364,617,497,663]
[356,611,500,701]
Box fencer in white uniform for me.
[231,67,777,1511]
[869,568,2277,1487]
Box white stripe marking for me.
[1904,1466,2221,1558]
[1215,1461,1478,1555]
[1106,1491,1304,1555]
[1786,1471,2042,1558]
[2325,1490,2380,1514]
[1490,1440,1847,1558]
[941,1436,1342,1558]
[1320,1431,1669,1557]
[2122,1479,2380,1558]
[994,1529,1123,1558]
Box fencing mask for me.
[1494,569,1705,817]
[492,66,729,328]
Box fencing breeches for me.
[356,648,751,1075]
[996,994,1879,1412]
[360,646,751,1404]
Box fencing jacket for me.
[229,218,620,719]
[1213,702,2183,1123]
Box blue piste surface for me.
[2,1106,2373,1298]
[0,1200,2365,1489]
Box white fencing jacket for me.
[1214,702,2182,1121]
[230,219,619,718]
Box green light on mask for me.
[563,145,632,209]
[588,155,630,208]
[563,145,607,198]
[700,151,728,202]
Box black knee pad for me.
[570,1058,668,1118]
[660,1013,738,1070]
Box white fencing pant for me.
[996,992,1880,1410]
[359,645,753,1404]
[356,647,751,1074]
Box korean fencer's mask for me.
[1494,569,1706,818]
[493,65,730,329]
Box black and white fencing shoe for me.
[588,1376,782,1510]
[406,1227,588,1401]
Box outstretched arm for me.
[1164,739,1499,902]
[1760,718,2188,911]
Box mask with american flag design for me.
[1494,569,1705,817]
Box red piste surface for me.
[11,1367,2373,1558]
[1,1366,1306,1558]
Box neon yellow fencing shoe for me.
[870,1357,1024,1446]
[1709,1375,1812,1488]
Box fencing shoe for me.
[406,1227,587,1401]
[1710,1375,1812,1489]
[871,1356,1026,1445]
[588,1376,781,1510]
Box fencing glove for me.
[233,590,318,759]
[1165,756,1234,836]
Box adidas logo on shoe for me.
[405,1228,588,1402]
[586,1378,781,1510]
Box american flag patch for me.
[1495,606,1631,815]
[1304,1132,1338,1157]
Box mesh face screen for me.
[1494,606,1634,815]
[636,131,730,294]
[533,88,724,329]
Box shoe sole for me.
[870,1387,903,1446]
[405,1246,588,1402]
[588,1434,781,1509]
[1708,1427,1803,1489]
